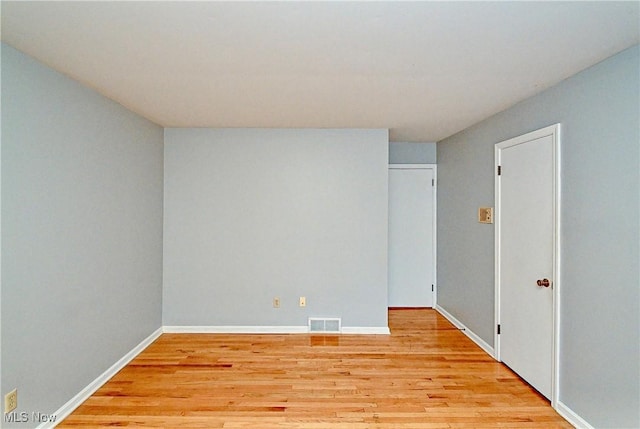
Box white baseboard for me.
[436,306,593,428]
[435,305,495,357]
[38,320,591,429]
[163,326,391,335]
[163,325,309,334]
[42,327,162,429]
[556,401,593,429]
[341,327,391,335]
[39,323,389,428]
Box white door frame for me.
[494,124,561,407]
[388,164,438,307]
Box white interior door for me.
[388,166,435,308]
[496,125,559,401]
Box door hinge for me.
[431,284,434,292]
[497,324,501,335]
[431,178,435,186]
[497,165,502,176]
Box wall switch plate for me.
[299,296,306,307]
[273,297,280,308]
[5,388,17,413]
[478,207,493,224]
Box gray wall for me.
[437,45,639,428]
[389,142,436,164]
[1,44,164,425]
[163,128,389,328]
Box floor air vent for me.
[308,317,341,333]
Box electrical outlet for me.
[5,388,17,413]
[299,296,306,307]
[273,297,280,308]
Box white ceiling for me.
[2,1,638,142]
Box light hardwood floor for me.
[60,309,571,428]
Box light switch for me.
[478,207,493,224]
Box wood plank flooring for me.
[60,309,571,428]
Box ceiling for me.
[2,1,638,142]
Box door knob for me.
[536,278,551,288]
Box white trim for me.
[42,323,391,428]
[435,305,494,357]
[163,325,390,335]
[494,144,501,363]
[494,123,561,407]
[388,163,438,308]
[432,166,438,308]
[163,325,308,334]
[556,401,594,429]
[42,328,162,429]
[0,99,3,425]
[341,327,391,335]
[553,125,562,410]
